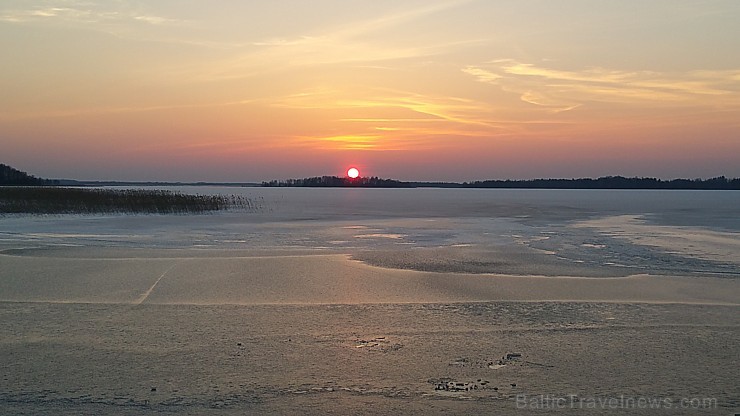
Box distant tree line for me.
[0,163,58,186]
[461,176,740,190]
[4,162,739,190]
[264,175,740,189]
[262,176,413,188]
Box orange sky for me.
[2,1,739,181]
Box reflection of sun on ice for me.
[347,167,360,178]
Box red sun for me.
[347,167,360,178]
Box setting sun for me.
[347,167,360,179]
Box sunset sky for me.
[2,0,739,181]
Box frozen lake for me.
[1,188,738,414]
[3,187,739,280]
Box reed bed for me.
[0,187,253,214]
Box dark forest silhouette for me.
[264,175,740,190]
[1,163,739,190]
[461,176,740,190]
[0,163,58,186]
[262,176,412,188]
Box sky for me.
[2,0,739,182]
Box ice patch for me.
[354,234,406,239]
[582,243,606,249]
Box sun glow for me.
[347,167,360,178]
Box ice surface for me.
[1,188,738,414]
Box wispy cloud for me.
[463,60,740,112]
[315,0,474,41]
[190,0,481,82]
[265,85,532,151]
[197,39,483,83]
[0,1,184,26]
[295,134,384,151]
[271,87,502,127]
[461,67,502,83]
